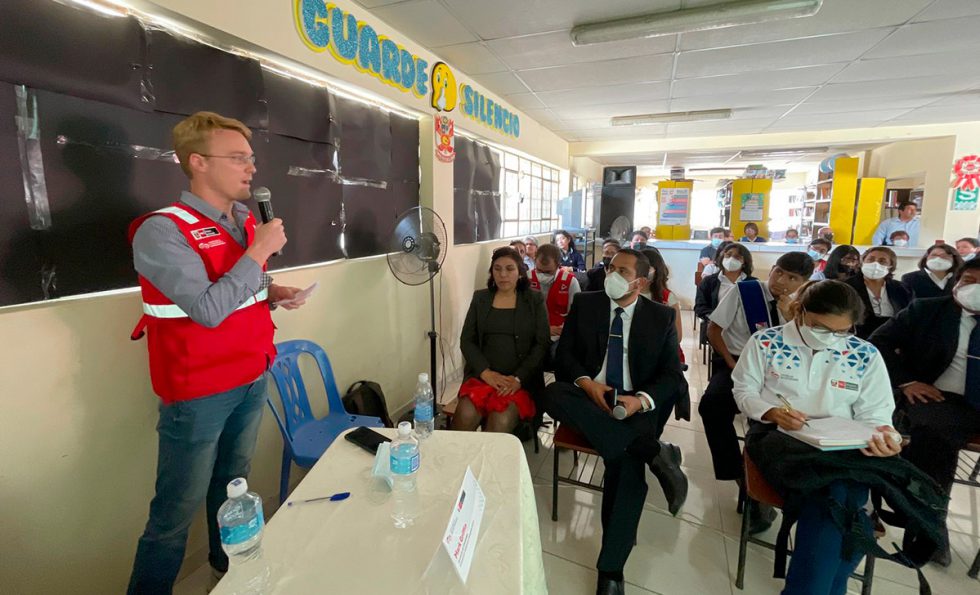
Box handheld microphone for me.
[252,186,281,256]
[612,404,628,420]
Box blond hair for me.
[172,111,251,178]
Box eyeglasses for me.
[802,308,854,338]
[199,154,256,165]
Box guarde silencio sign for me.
[293,0,519,138]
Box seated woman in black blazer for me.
[845,246,911,339]
[454,247,550,433]
[901,243,963,300]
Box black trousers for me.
[902,392,980,495]
[541,381,667,573]
[698,353,743,481]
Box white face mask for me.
[797,321,845,351]
[537,271,555,283]
[892,239,908,247]
[861,262,889,280]
[926,257,953,272]
[604,271,634,301]
[955,283,980,311]
[722,256,743,272]
[964,252,976,262]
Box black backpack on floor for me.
[342,380,394,427]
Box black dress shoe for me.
[649,442,688,516]
[596,576,625,595]
[930,545,952,568]
[747,501,778,535]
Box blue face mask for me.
[807,249,821,260]
[632,241,647,250]
[711,237,722,248]
[786,238,799,244]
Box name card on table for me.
[441,466,486,582]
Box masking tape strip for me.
[14,85,51,231]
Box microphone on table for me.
[252,186,282,257]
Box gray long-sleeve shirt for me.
[132,191,271,328]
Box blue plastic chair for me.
[266,339,384,504]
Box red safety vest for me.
[529,269,573,326]
[128,203,276,403]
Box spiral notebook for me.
[778,416,890,451]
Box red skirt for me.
[459,378,536,420]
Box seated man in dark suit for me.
[869,259,980,566]
[540,248,687,595]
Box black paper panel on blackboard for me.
[334,95,390,183]
[0,0,148,111]
[264,70,338,145]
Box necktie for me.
[606,307,625,392]
[769,299,780,326]
[966,315,980,410]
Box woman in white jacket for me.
[732,280,902,595]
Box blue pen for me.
[287,492,351,507]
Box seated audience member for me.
[811,245,860,281]
[808,238,832,275]
[640,225,653,239]
[873,200,919,247]
[901,244,963,300]
[700,227,727,265]
[701,240,734,278]
[509,239,528,266]
[630,230,649,250]
[695,243,756,322]
[844,247,910,339]
[587,238,620,291]
[888,230,910,247]
[554,229,586,272]
[640,248,683,343]
[739,222,767,243]
[784,228,800,244]
[529,244,581,341]
[521,237,538,271]
[817,226,835,244]
[455,247,549,433]
[540,249,687,595]
[735,280,945,593]
[701,252,813,533]
[955,237,979,262]
[724,229,736,242]
[870,259,980,566]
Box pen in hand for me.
[775,394,810,429]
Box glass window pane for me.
[518,221,530,236]
[519,158,531,175]
[504,221,518,238]
[531,197,541,219]
[505,152,519,171]
[505,172,519,219]
[531,220,541,233]
[531,162,542,178]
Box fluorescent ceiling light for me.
[612,109,732,126]
[739,146,828,159]
[571,0,823,46]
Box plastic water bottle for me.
[390,421,420,528]
[217,478,270,593]
[414,372,435,439]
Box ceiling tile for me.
[554,118,617,131]
[834,50,980,83]
[884,104,980,125]
[668,88,817,111]
[807,75,980,102]
[864,15,980,58]
[517,54,674,92]
[665,118,774,136]
[672,64,841,97]
[551,100,671,120]
[678,0,929,51]
[519,107,565,128]
[766,110,913,131]
[356,0,413,7]
[537,82,670,108]
[676,30,890,79]
[927,91,980,107]
[472,71,529,95]
[502,92,546,110]
[440,0,681,41]
[572,125,668,140]
[791,96,937,115]
[372,0,476,48]
[912,0,980,22]
[486,30,677,71]
[434,42,508,75]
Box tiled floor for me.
[177,309,980,594]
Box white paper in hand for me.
[442,467,486,583]
[273,282,318,306]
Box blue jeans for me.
[127,376,268,595]
[784,480,872,595]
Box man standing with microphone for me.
[126,112,305,593]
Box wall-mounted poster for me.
[739,193,764,222]
[435,115,455,163]
[659,187,690,225]
[952,187,979,211]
